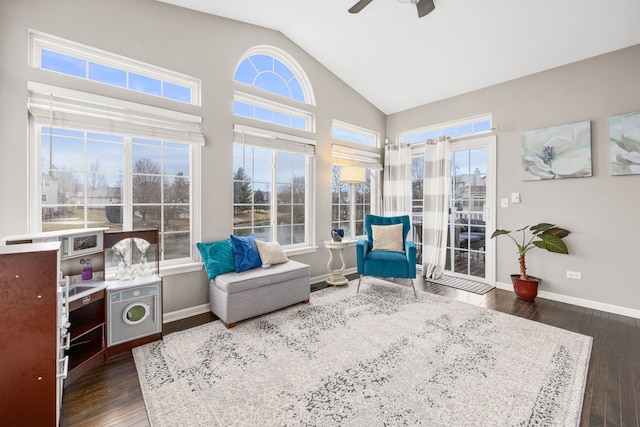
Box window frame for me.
[29,30,202,106]
[332,120,380,148]
[28,83,203,275]
[404,115,494,272]
[331,132,383,239]
[234,45,315,106]
[232,46,316,133]
[331,165,378,240]
[232,125,316,254]
[231,46,317,254]
[233,91,315,132]
[399,114,492,145]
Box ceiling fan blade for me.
[416,0,435,17]
[348,0,374,14]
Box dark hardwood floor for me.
[60,276,640,427]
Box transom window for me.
[235,54,306,102]
[332,120,379,147]
[233,46,315,132]
[233,92,312,131]
[29,30,201,106]
[234,46,314,104]
[400,114,492,144]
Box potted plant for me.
[490,223,570,301]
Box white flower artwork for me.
[521,120,592,181]
[610,112,640,176]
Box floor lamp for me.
[339,166,366,239]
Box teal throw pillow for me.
[197,239,236,280]
[230,234,262,272]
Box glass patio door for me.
[446,136,494,282]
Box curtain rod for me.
[384,127,500,149]
[425,127,501,144]
[384,127,501,149]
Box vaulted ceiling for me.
[158,0,640,115]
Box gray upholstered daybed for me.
[209,259,310,328]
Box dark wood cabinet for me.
[0,242,64,426]
[66,288,106,383]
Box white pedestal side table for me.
[324,240,350,286]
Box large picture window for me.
[38,127,192,262]
[232,126,314,248]
[29,83,203,268]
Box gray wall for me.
[388,44,640,314]
[0,0,384,314]
[2,0,638,317]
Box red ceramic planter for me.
[510,274,540,301]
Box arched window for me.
[233,46,315,132]
[232,47,316,251]
[234,46,314,105]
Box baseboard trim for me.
[164,268,359,324]
[165,276,640,323]
[496,281,640,319]
[163,303,210,324]
[310,267,357,285]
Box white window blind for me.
[331,144,382,170]
[27,82,205,145]
[233,124,315,155]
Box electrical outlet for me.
[501,198,509,208]
[566,271,582,280]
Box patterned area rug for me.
[133,278,592,426]
[426,275,495,295]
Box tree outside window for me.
[331,165,372,238]
[39,127,191,262]
[233,144,309,246]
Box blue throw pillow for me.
[230,234,262,272]
[197,239,236,280]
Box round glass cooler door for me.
[122,302,150,325]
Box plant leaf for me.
[490,229,510,238]
[542,227,570,238]
[530,223,554,235]
[533,234,569,254]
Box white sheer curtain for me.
[383,143,412,216]
[422,136,451,279]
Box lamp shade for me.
[339,166,366,184]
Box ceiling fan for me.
[348,0,435,18]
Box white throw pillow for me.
[255,239,289,266]
[371,223,404,252]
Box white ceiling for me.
[158,0,640,115]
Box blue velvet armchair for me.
[356,214,417,298]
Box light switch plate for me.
[501,198,509,208]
